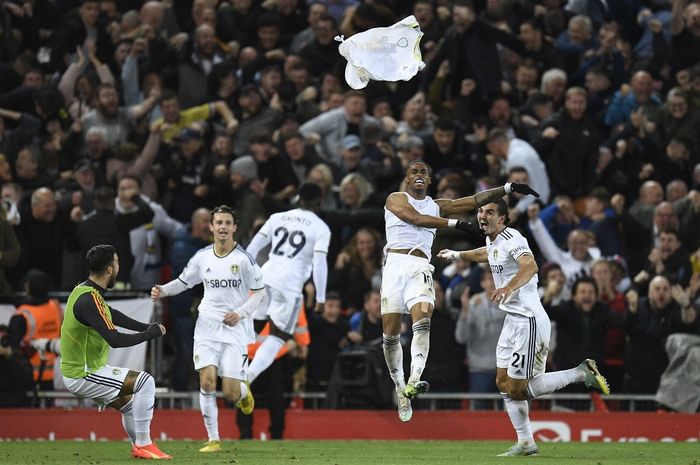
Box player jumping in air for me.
[381,160,539,422]
[244,182,331,383]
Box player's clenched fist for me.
[150,285,162,301]
[438,249,461,261]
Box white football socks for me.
[132,373,156,447]
[383,333,405,389]
[502,392,534,445]
[408,318,430,385]
[247,335,284,382]
[119,399,136,444]
[527,367,584,398]
[199,389,219,441]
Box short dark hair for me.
[495,198,510,226]
[86,245,116,273]
[26,270,51,299]
[158,90,178,104]
[573,275,598,296]
[211,204,237,223]
[118,175,142,188]
[406,159,433,177]
[257,12,281,30]
[434,117,457,133]
[298,182,322,206]
[326,291,341,302]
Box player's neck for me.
[214,239,236,257]
[407,188,426,200]
[488,225,506,241]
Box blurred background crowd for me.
[0,0,699,417]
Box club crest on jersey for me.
[230,264,239,274]
[112,368,121,376]
[493,249,498,260]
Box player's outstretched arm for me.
[492,253,539,304]
[436,183,540,216]
[74,294,166,348]
[438,247,488,263]
[151,279,189,301]
[387,192,473,232]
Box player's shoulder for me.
[498,227,525,242]
[234,243,258,265]
[191,244,214,261]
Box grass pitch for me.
[0,440,697,465]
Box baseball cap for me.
[342,134,362,150]
[229,155,258,180]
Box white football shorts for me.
[63,364,130,409]
[193,338,248,380]
[252,286,303,334]
[497,312,551,379]
[380,252,435,314]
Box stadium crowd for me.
[1,0,700,415]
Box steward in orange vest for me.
[8,271,62,385]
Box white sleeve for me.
[527,218,563,263]
[313,225,331,254]
[234,287,267,320]
[172,254,203,289]
[506,234,533,261]
[160,278,189,297]
[242,256,265,291]
[246,230,271,262]
[312,251,328,303]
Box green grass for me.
[1,440,698,465]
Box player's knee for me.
[506,383,527,401]
[222,386,240,403]
[200,379,216,393]
[134,372,155,395]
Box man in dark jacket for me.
[12,188,71,289]
[72,186,154,288]
[625,275,700,393]
[546,277,625,378]
[414,1,522,110]
[534,87,599,199]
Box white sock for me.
[119,399,135,444]
[247,335,284,382]
[132,373,156,447]
[199,389,219,441]
[527,367,585,398]
[239,381,248,399]
[502,392,533,445]
[382,333,405,390]
[408,318,430,385]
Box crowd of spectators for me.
[1,0,700,407]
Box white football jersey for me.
[384,192,439,260]
[486,227,547,318]
[179,244,264,343]
[256,208,331,293]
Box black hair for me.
[298,182,322,206]
[26,270,51,299]
[434,117,457,133]
[119,174,142,188]
[573,275,598,297]
[495,198,510,226]
[406,159,433,177]
[211,204,237,223]
[326,291,341,302]
[86,245,116,273]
